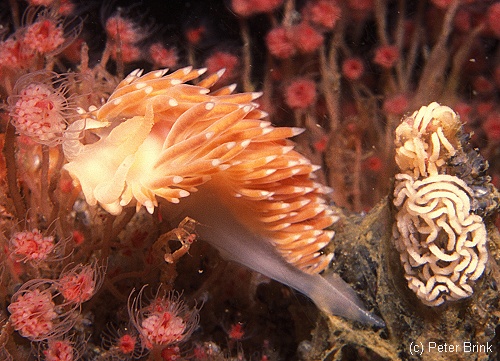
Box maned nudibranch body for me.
[63,67,384,326]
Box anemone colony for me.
[0,1,499,361]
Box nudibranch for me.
[63,67,383,326]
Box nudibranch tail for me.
[310,273,385,327]
[163,188,384,327]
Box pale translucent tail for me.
[164,190,385,327]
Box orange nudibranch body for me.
[63,67,384,326]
